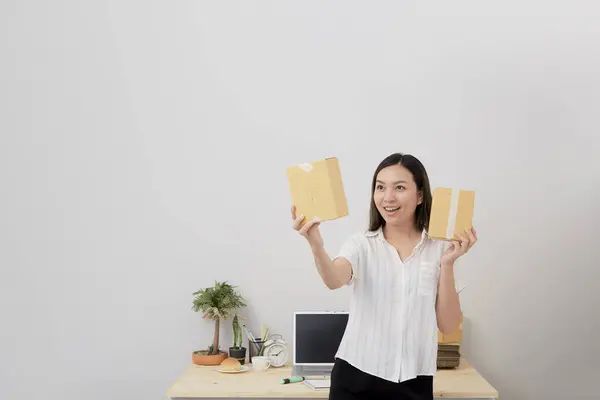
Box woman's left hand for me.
[441,227,478,267]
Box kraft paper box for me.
[438,313,463,343]
[286,157,349,226]
[428,187,475,241]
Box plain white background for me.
[1,1,599,399]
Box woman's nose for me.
[383,189,396,202]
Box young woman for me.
[291,153,477,400]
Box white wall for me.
[2,1,599,399]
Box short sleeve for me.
[334,233,362,285]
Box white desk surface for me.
[167,358,498,399]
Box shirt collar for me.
[366,226,428,249]
[365,227,382,237]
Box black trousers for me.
[329,358,433,400]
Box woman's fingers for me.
[466,229,477,248]
[449,240,460,256]
[448,241,457,253]
[299,218,320,236]
[456,233,470,253]
[292,214,305,231]
[298,220,315,236]
[291,206,321,237]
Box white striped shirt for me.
[334,226,449,383]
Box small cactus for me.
[232,314,242,349]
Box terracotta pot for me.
[192,350,228,366]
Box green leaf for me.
[192,281,247,350]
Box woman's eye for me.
[396,186,405,191]
[376,185,384,190]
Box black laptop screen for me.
[294,312,349,364]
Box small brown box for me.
[286,157,349,226]
[428,187,475,241]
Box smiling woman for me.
[369,153,432,236]
[290,152,478,400]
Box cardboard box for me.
[438,314,463,343]
[286,157,348,226]
[428,187,475,241]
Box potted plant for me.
[191,281,246,366]
[228,314,246,364]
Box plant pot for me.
[228,346,247,365]
[192,350,228,366]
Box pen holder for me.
[249,338,266,360]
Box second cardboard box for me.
[428,187,475,241]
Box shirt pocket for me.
[417,261,439,296]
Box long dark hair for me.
[368,153,432,232]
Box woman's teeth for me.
[384,207,400,211]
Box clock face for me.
[265,343,288,367]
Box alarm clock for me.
[262,334,288,367]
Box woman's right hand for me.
[291,205,324,250]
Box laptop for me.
[292,310,349,378]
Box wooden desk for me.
[167,358,498,399]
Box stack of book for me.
[437,343,461,369]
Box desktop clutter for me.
[190,280,289,373]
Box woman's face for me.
[373,164,422,228]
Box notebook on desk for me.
[304,379,331,390]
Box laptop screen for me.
[294,312,349,364]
